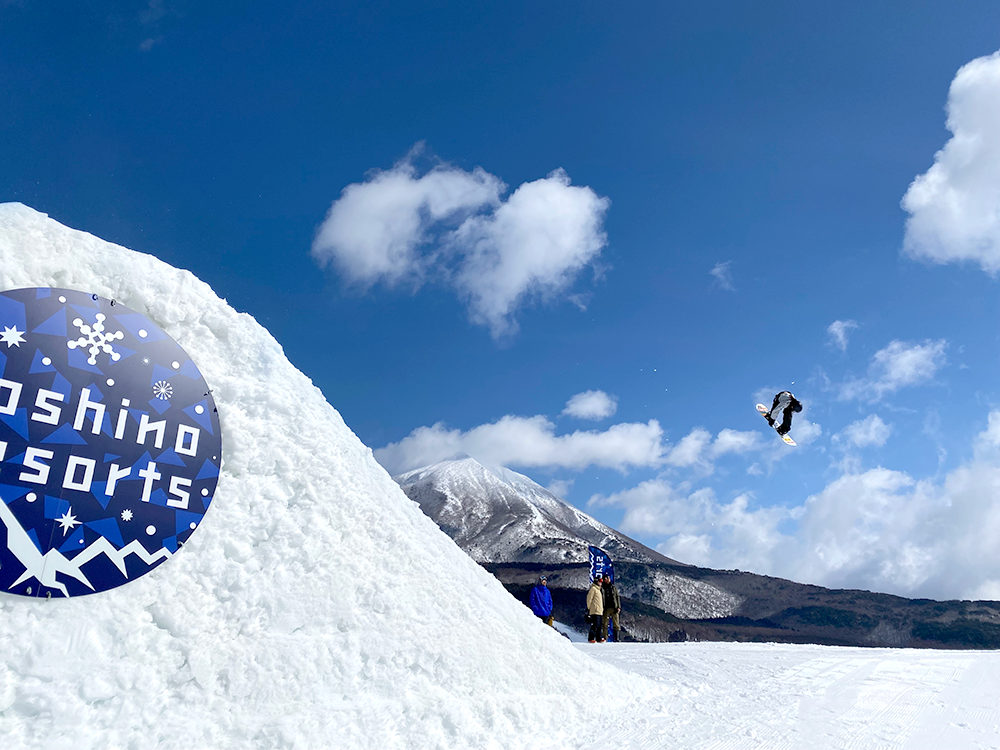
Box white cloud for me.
[546,478,574,499]
[835,414,892,449]
[589,482,787,572]
[975,410,1000,457]
[312,149,609,337]
[711,428,763,457]
[839,339,947,401]
[791,469,935,592]
[664,427,765,472]
[562,390,617,420]
[141,0,167,24]
[661,534,713,568]
[665,428,713,468]
[312,151,504,288]
[827,320,858,352]
[377,396,763,479]
[591,409,1000,600]
[710,261,735,291]
[902,50,1000,274]
[452,169,610,337]
[375,415,665,475]
[873,340,946,389]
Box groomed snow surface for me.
[0,203,997,750]
[590,642,1000,750]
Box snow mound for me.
[0,204,644,750]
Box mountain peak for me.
[394,459,679,566]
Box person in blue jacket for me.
[529,575,554,626]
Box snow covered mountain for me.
[393,458,1000,638]
[394,457,679,565]
[393,458,747,621]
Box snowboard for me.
[756,403,796,446]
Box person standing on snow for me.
[586,574,605,643]
[601,573,621,643]
[529,575,554,626]
[765,390,802,437]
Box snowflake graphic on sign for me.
[0,288,223,598]
[67,313,125,365]
[152,380,173,400]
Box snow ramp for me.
[0,204,647,750]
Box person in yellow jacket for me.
[586,574,605,643]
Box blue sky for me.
[4,1,1000,600]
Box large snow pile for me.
[0,204,645,750]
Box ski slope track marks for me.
[586,642,1000,750]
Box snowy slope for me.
[395,457,677,565]
[0,204,649,750]
[585,642,1000,750]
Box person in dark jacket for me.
[765,390,803,437]
[528,575,554,626]
[601,573,621,642]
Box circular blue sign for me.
[0,288,222,598]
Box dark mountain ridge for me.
[395,458,1000,649]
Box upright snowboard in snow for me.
[757,403,796,446]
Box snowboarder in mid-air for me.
[761,391,802,437]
